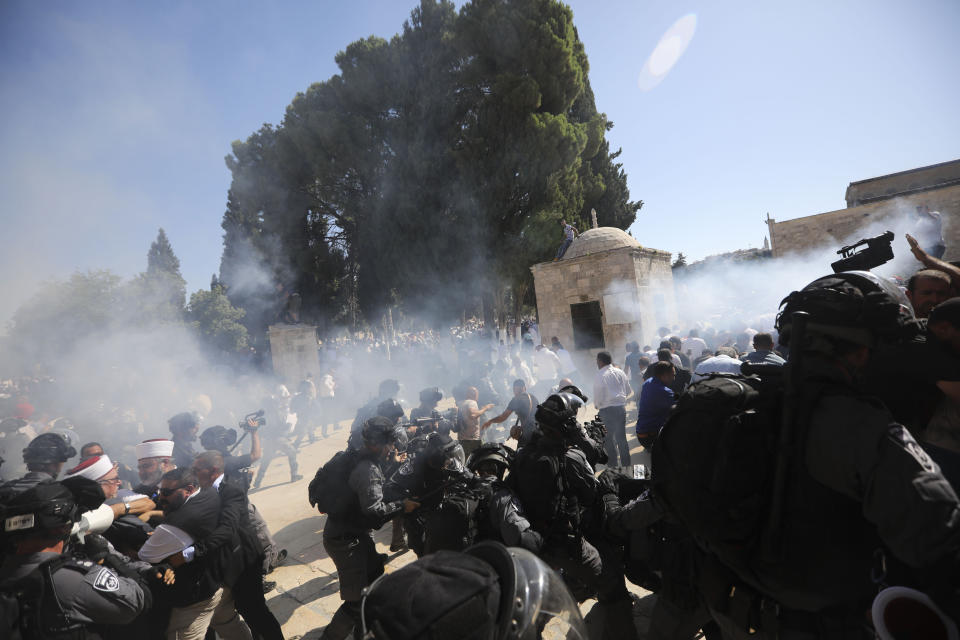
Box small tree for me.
[186,286,249,353]
[138,228,186,320]
[672,252,687,269]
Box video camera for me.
[830,230,895,273]
[240,409,265,432]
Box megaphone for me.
[872,586,958,640]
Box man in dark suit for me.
[192,451,284,640]
[138,467,251,639]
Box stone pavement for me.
[249,398,655,639]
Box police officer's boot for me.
[321,603,358,640]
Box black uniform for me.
[480,477,542,553]
[321,452,402,640]
[509,431,638,639]
[0,552,150,636]
[705,361,960,638]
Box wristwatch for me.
[124,502,131,515]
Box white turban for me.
[64,454,113,481]
[135,439,175,460]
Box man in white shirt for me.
[592,351,633,467]
[681,330,708,360]
[533,344,561,384]
[550,337,578,382]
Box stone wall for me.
[768,183,960,261]
[267,324,319,388]
[845,159,960,207]
[531,246,676,369]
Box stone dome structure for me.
[563,227,640,260]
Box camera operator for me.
[0,480,154,638]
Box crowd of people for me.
[5,231,960,639]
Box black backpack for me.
[651,373,784,569]
[308,450,361,518]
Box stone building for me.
[267,324,319,388]
[530,227,677,364]
[766,159,960,260]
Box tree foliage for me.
[219,0,642,330]
[6,270,123,366]
[133,228,187,323]
[186,286,249,354]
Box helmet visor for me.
[510,547,588,640]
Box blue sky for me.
[1,0,958,325]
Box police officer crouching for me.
[321,417,420,640]
[465,443,542,553]
[508,391,639,640]
[0,480,152,638]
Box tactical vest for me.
[1,556,97,640]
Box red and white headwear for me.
[64,454,114,481]
[135,438,175,461]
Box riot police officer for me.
[320,417,419,640]
[466,443,542,553]
[2,433,77,494]
[508,392,638,640]
[699,271,960,638]
[0,480,152,637]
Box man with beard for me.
[133,438,177,499]
[139,468,251,640]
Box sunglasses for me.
[158,487,180,497]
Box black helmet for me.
[0,481,79,546]
[200,425,238,453]
[419,387,443,405]
[466,443,513,475]
[23,433,77,465]
[378,379,400,399]
[377,399,405,424]
[0,417,27,434]
[556,384,588,404]
[425,433,466,474]
[361,541,587,639]
[168,411,200,435]
[535,392,583,435]
[776,271,918,350]
[362,416,398,447]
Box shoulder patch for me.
[92,567,120,592]
[888,425,937,473]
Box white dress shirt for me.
[593,364,631,409]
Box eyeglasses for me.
[98,477,121,486]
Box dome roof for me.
[563,227,639,260]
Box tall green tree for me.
[219,0,643,332]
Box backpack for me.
[651,373,783,570]
[308,450,361,518]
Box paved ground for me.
[249,398,655,639]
